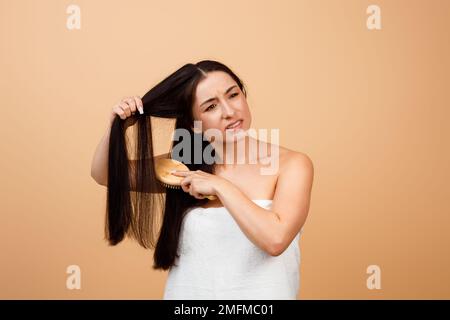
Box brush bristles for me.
[158,181,216,200]
[158,181,181,189]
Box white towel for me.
[163,199,302,300]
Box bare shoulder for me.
[278,146,314,176]
[270,145,314,216]
[261,139,313,176]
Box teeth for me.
[227,120,241,129]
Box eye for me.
[230,92,239,98]
[205,104,216,111]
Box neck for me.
[211,132,258,168]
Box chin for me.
[223,128,248,142]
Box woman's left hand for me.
[170,170,227,199]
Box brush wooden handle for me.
[155,158,217,201]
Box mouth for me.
[225,119,243,131]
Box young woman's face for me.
[191,71,251,142]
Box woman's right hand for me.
[110,96,144,124]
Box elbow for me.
[268,245,284,257]
[90,168,99,183]
[90,169,107,186]
[268,237,286,257]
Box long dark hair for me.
[105,60,248,270]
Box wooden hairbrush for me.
[154,158,217,201]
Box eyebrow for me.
[199,85,238,108]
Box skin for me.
[172,71,314,257]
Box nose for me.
[220,101,235,118]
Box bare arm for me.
[90,117,167,194]
[170,150,314,255]
[90,95,166,193]
[90,119,113,186]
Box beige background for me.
[1,0,449,299]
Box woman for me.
[90,60,314,299]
